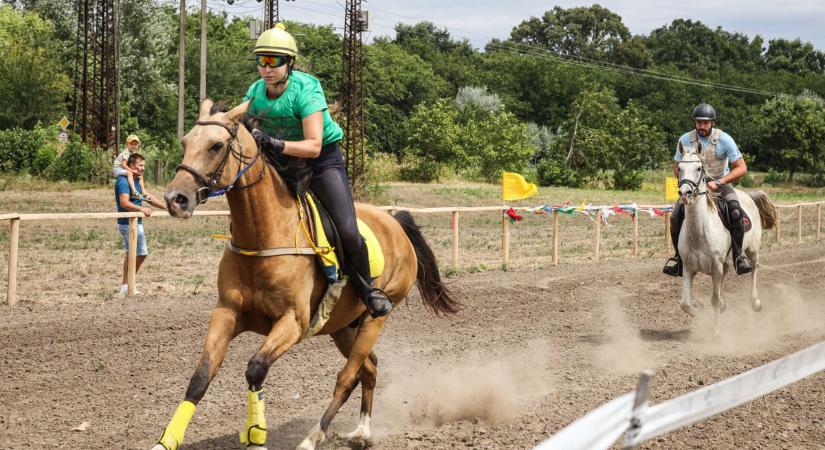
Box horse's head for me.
[165,99,259,218]
[677,140,706,205]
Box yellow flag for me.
[665,177,679,202]
[502,172,538,201]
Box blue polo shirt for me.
[673,129,743,176]
[115,176,142,225]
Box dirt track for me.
[1,242,824,449]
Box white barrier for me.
[534,340,825,450]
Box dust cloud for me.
[689,282,825,355]
[593,288,655,375]
[376,339,553,431]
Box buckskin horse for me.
[675,141,776,334]
[150,99,459,450]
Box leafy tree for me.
[755,92,825,180]
[402,98,464,181]
[394,22,481,91]
[646,19,763,74]
[464,109,535,181]
[0,6,71,129]
[364,41,450,154]
[453,86,501,115]
[764,38,825,74]
[508,5,630,60]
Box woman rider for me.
[245,23,392,317]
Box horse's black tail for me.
[394,211,461,316]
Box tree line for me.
[1,1,825,188]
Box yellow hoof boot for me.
[155,401,196,450]
[239,389,267,448]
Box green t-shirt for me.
[244,71,343,146]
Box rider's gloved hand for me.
[251,128,285,155]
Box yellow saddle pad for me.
[304,193,384,283]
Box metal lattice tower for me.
[262,0,278,28]
[73,0,120,151]
[341,0,366,190]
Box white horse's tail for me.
[749,190,777,229]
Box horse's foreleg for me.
[750,251,762,312]
[151,306,238,450]
[330,325,378,446]
[298,316,387,450]
[711,264,724,335]
[240,310,303,450]
[680,272,697,317]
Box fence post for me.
[128,216,137,297]
[7,218,20,306]
[632,212,639,257]
[663,212,671,250]
[451,210,459,271]
[594,213,602,262]
[776,211,782,243]
[818,204,822,242]
[797,205,803,243]
[501,213,510,268]
[552,210,559,266]
[623,369,655,450]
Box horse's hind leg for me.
[298,316,387,450]
[330,325,378,446]
[241,311,303,450]
[151,306,238,450]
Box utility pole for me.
[199,0,207,101]
[177,0,185,140]
[341,0,368,191]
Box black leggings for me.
[309,163,363,260]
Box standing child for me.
[113,134,145,199]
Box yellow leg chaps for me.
[157,401,196,450]
[239,389,267,447]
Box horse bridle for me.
[176,120,266,204]
[678,158,708,199]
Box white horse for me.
[676,142,777,332]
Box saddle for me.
[713,196,752,233]
[300,192,385,284]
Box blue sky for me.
[199,0,825,51]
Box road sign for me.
[58,131,69,143]
[58,116,70,130]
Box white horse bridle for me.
[678,157,708,200]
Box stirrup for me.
[663,256,682,277]
[364,287,393,317]
[734,255,752,275]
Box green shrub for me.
[398,155,442,182]
[47,139,96,182]
[764,169,787,185]
[537,158,580,187]
[0,127,44,172]
[738,173,754,188]
[613,169,644,190]
[31,143,57,176]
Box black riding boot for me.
[663,202,684,277]
[728,202,752,275]
[347,242,393,317]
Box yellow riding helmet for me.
[254,23,298,57]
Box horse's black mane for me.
[209,100,311,197]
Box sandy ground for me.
[1,238,824,449]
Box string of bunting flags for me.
[504,203,675,225]
[500,171,674,225]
